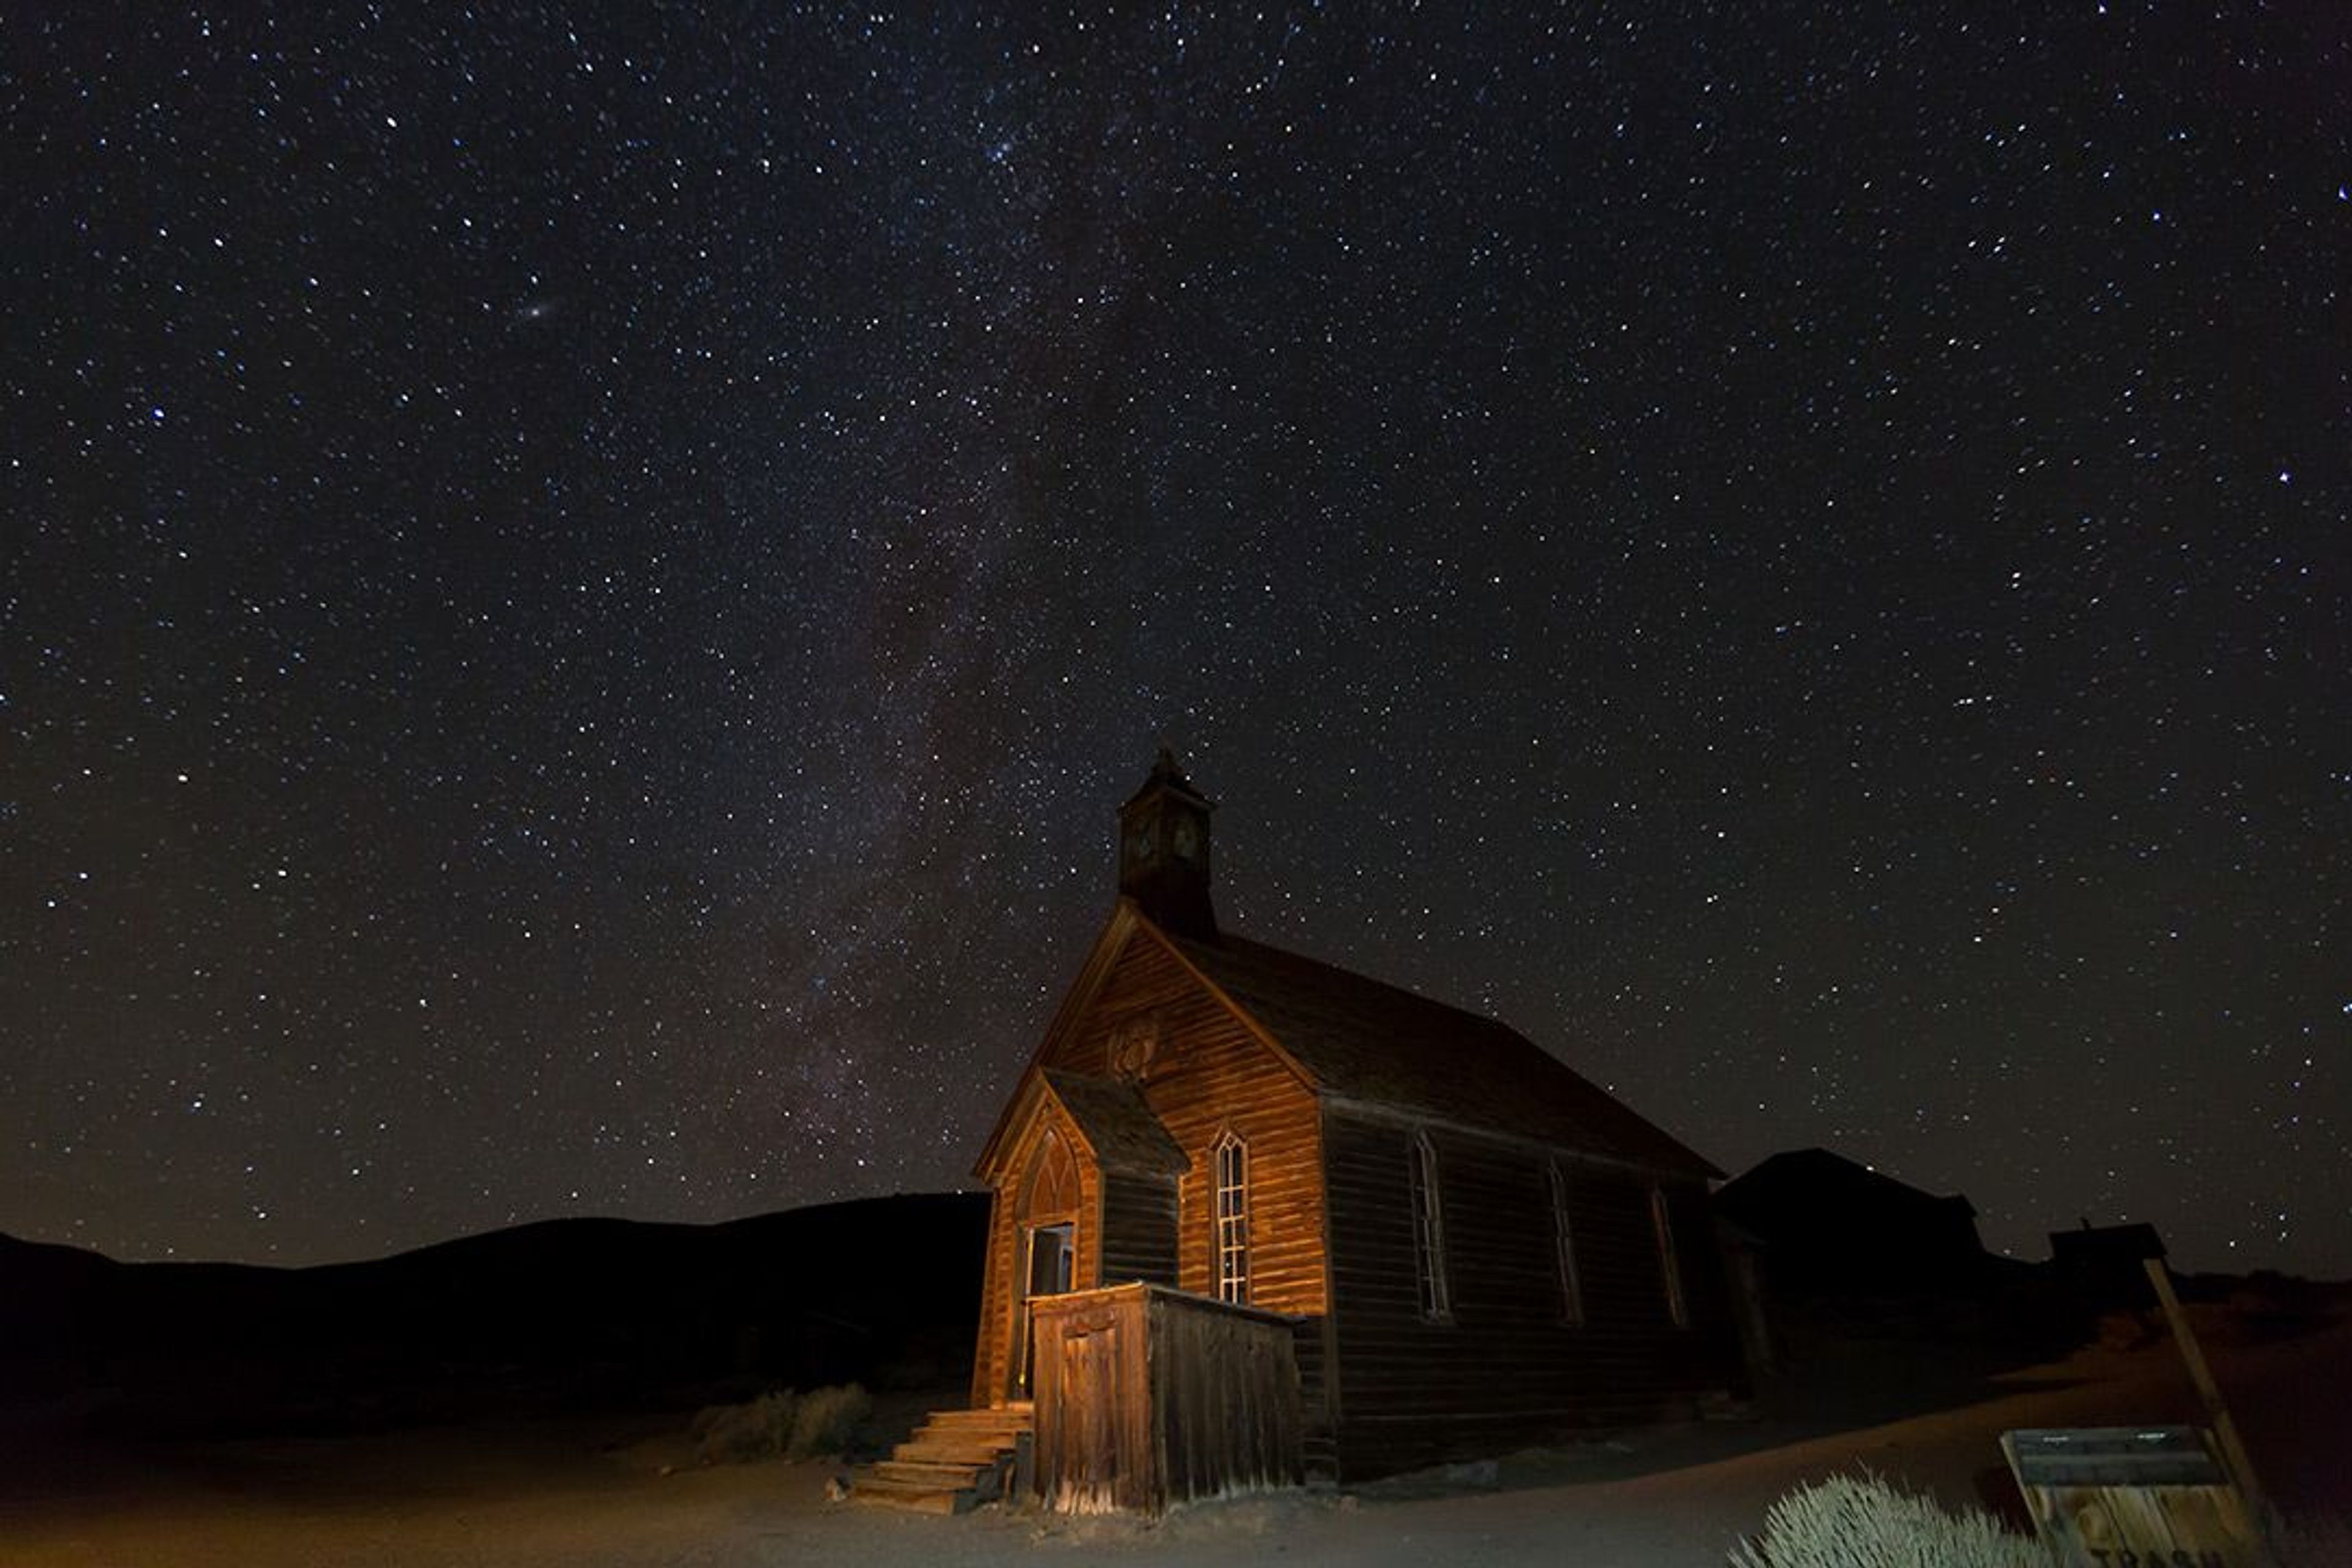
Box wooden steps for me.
[854,1404,1033,1515]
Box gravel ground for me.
[4,1311,2344,1568]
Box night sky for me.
[6,5,2346,1276]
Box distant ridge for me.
[2,1192,989,1438]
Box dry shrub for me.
[1728,1471,2049,1568]
[688,1384,872,1465]
[692,1390,798,1464]
[785,1382,872,1460]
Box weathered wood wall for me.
[1290,1314,1338,1480]
[967,1184,1014,1408]
[1030,1287,1150,1513]
[1099,1170,1179,1287]
[1030,1283,1303,1515]
[976,927,1331,1406]
[1056,930,1338,1458]
[1322,1106,1744,1479]
[968,1106,1104,1406]
[1149,1286,1304,1509]
[1038,930,1329,1319]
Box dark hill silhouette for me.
[2,1193,989,1438]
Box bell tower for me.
[1118,746,1216,936]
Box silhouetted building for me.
[2048,1219,2166,1305]
[1714,1147,1987,1296]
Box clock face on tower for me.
[1115,755,1213,933]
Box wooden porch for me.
[1029,1282,1304,1515]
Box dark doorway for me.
[1029,1221,1076,1297]
[1016,1221,1076,1396]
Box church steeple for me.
[1118,747,1216,936]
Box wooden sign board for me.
[2002,1428,2274,1567]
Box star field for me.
[4,4,2346,1272]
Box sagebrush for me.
[690,1383,872,1464]
[786,1382,872,1460]
[1727,1471,2048,1568]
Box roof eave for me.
[1318,1091,1724,1183]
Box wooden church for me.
[859,752,1746,1514]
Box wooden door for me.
[1054,1314,1124,1512]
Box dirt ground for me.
[4,1314,2345,1568]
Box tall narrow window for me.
[1651,1185,1689,1327]
[1409,1131,1451,1321]
[1549,1159,1585,1327]
[1213,1131,1250,1304]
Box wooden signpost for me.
[2002,1427,2273,1567]
[2000,1250,2278,1567]
[2140,1255,2267,1526]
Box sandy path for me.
[4,1317,2344,1568]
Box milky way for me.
[4,4,2346,1272]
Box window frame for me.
[1650,1183,1690,1328]
[1212,1129,1251,1305]
[1409,1130,1452,1322]
[1548,1158,1586,1327]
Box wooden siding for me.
[1031,1288,1149,1513]
[1099,1170,1179,1287]
[1039,929,1329,1319]
[1322,1106,1746,1479]
[1291,1313,1338,1480]
[976,926,1328,1406]
[969,1101,1106,1406]
[967,1185,1016,1408]
[1030,1283,1303,1515]
[1147,1290,1304,1510]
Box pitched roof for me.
[1713,1148,1984,1270]
[1716,1147,1978,1224]
[1040,1069,1187,1176]
[1123,745,1212,810]
[1167,928,1718,1178]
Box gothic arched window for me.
[1651,1184,1689,1328]
[1213,1131,1250,1304]
[1410,1131,1451,1322]
[1550,1159,1586,1327]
